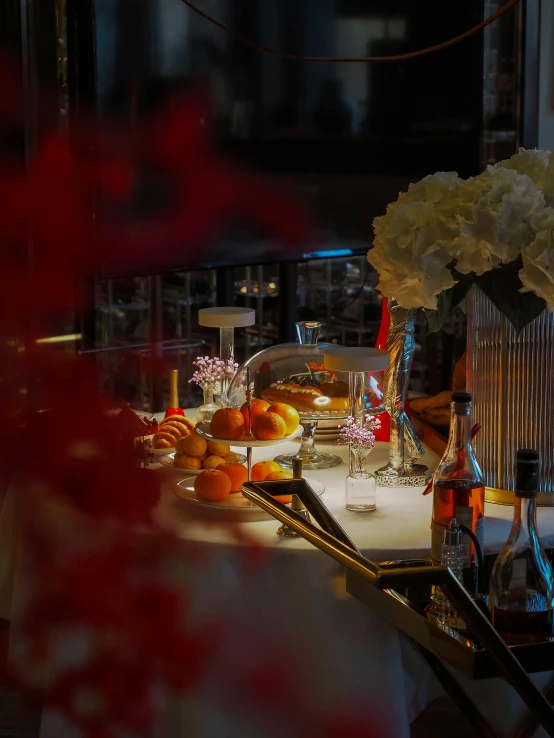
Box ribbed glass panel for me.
[468,289,554,494]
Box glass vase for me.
[196,385,218,424]
[346,447,377,512]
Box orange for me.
[252,411,286,440]
[240,399,270,429]
[194,470,232,501]
[265,471,293,481]
[266,403,300,435]
[251,460,282,482]
[203,455,226,470]
[264,472,293,503]
[209,408,245,441]
[217,462,248,493]
[223,452,238,463]
[176,433,207,458]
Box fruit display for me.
[172,431,240,470]
[153,415,196,449]
[193,463,248,500]
[194,470,232,501]
[193,459,293,504]
[209,402,300,442]
[250,460,294,503]
[225,338,367,422]
[209,408,245,441]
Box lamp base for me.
[375,463,430,487]
[274,451,343,470]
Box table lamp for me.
[198,307,255,395]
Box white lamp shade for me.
[198,307,256,328]
[324,346,389,373]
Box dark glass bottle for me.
[489,450,554,645]
[431,392,485,591]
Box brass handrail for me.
[241,482,554,737]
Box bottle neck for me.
[447,408,471,451]
[512,496,538,539]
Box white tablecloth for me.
[155,410,554,559]
[2,408,554,737]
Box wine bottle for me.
[431,392,485,591]
[489,449,554,645]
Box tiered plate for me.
[195,423,303,446]
[174,475,325,522]
[159,452,247,476]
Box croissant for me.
[153,431,178,449]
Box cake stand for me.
[274,321,347,469]
[195,422,303,481]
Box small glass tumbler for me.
[346,447,377,512]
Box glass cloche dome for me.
[224,322,385,422]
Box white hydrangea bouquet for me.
[369,149,554,333]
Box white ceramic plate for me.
[174,475,324,522]
[159,452,247,475]
[150,446,175,457]
[195,423,302,447]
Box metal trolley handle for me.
[242,480,554,738]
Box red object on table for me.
[374,296,391,442]
[375,296,390,353]
[164,407,185,418]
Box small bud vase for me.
[196,385,219,424]
[346,447,377,512]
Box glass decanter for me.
[489,449,554,645]
[431,392,485,591]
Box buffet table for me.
[2,410,554,738]
[155,412,554,559]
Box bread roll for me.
[409,391,452,414]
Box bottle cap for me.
[516,449,539,498]
[444,518,463,547]
[452,392,471,415]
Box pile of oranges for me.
[194,400,300,504]
[208,400,300,442]
[193,458,294,504]
[194,462,249,501]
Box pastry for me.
[203,455,226,469]
[160,415,195,434]
[318,381,349,398]
[207,440,231,457]
[161,419,193,437]
[174,454,202,470]
[153,415,196,449]
[261,382,349,412]
[152,431,177,449]
[409,391,453,414]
